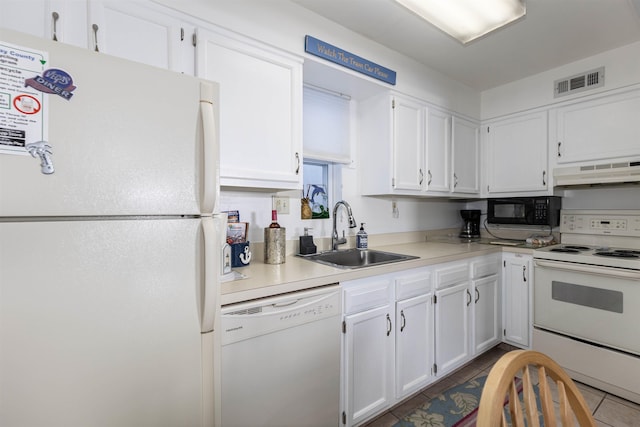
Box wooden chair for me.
[477,350,596,427]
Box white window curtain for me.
[303,85,351,164]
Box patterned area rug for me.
[393,375,528,427]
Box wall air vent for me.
[554,67,604,98]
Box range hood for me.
[554,160,640,187]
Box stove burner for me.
[594,251,640,259]
[613,249,640,256]
[550,248,581,253]
[561,245,591,251]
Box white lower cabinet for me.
[472,270,501,354]
[341,267,432,426]
[502,253,532,348]
[434,262,471,376]
[434,255,501,377]
[395,271,434,399]
[342,275,395,427]
[341,254,501,426]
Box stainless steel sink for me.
[302,248,418,269]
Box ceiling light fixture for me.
[393,0,526,44]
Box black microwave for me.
[487,197,561,226]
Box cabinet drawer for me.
[343,277,393,315]
[396,269,432,300]
[435,262,469,289]
[471,256,500,279]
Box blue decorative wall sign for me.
[305,35,396,85]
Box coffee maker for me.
[459,209,481,239]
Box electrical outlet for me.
[392,200,399,218]
[274,196,290,214]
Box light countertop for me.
[221,240,534,306]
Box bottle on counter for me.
[269,210,281,228]
[356,223,368,250]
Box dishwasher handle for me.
[221,286,341,346]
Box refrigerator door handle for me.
[201,216,220,334]
[200,82,219,215]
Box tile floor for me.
[364,344,640,427]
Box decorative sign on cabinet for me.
[304,35,396,85]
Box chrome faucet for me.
[332,200,357,251]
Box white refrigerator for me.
[0,29,223,427]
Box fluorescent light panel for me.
[394,0,526,44]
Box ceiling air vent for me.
[554,67,604,98]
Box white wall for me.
[481,40,640,119]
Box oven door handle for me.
[534,259,640,280]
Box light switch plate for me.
[274,196,290,214]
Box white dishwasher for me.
[220,285,342,427]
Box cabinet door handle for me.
[92,24,100,52]
[454,173,458,188]
[427,170,432,185]
[52,12,59,41]
[419,169,424,186]
[466,289,471,306]
[557,142,562,157]
[295,152,300,175]
[475,287,480,304]
[542,170,546,186]
[400,310,406,332]
[523,265,527,282]
[386,314,392,336]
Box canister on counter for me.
[264,227,286,264]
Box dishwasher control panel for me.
[220,285,341,345]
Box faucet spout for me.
[332,200,357,251]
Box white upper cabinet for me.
[88,1,194,74]
[359,93,480,197]
[392,96,426,192]
[0,1,195,72]
[485,111,549,195]
[1,0,87,47]
[196,26,303,190]
[425,108,451,193]
[451,116,480,194]
[552,88,640,165]
[359,93,425,196]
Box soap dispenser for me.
[356,223,368,250]
[299,227,317,255]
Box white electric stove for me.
[532,210,640,404]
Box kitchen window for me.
[302,84,351,220]
[302,160,341,219]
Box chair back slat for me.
[537,366,557,427]
[522,366,540,427]
[509,380,525,426]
